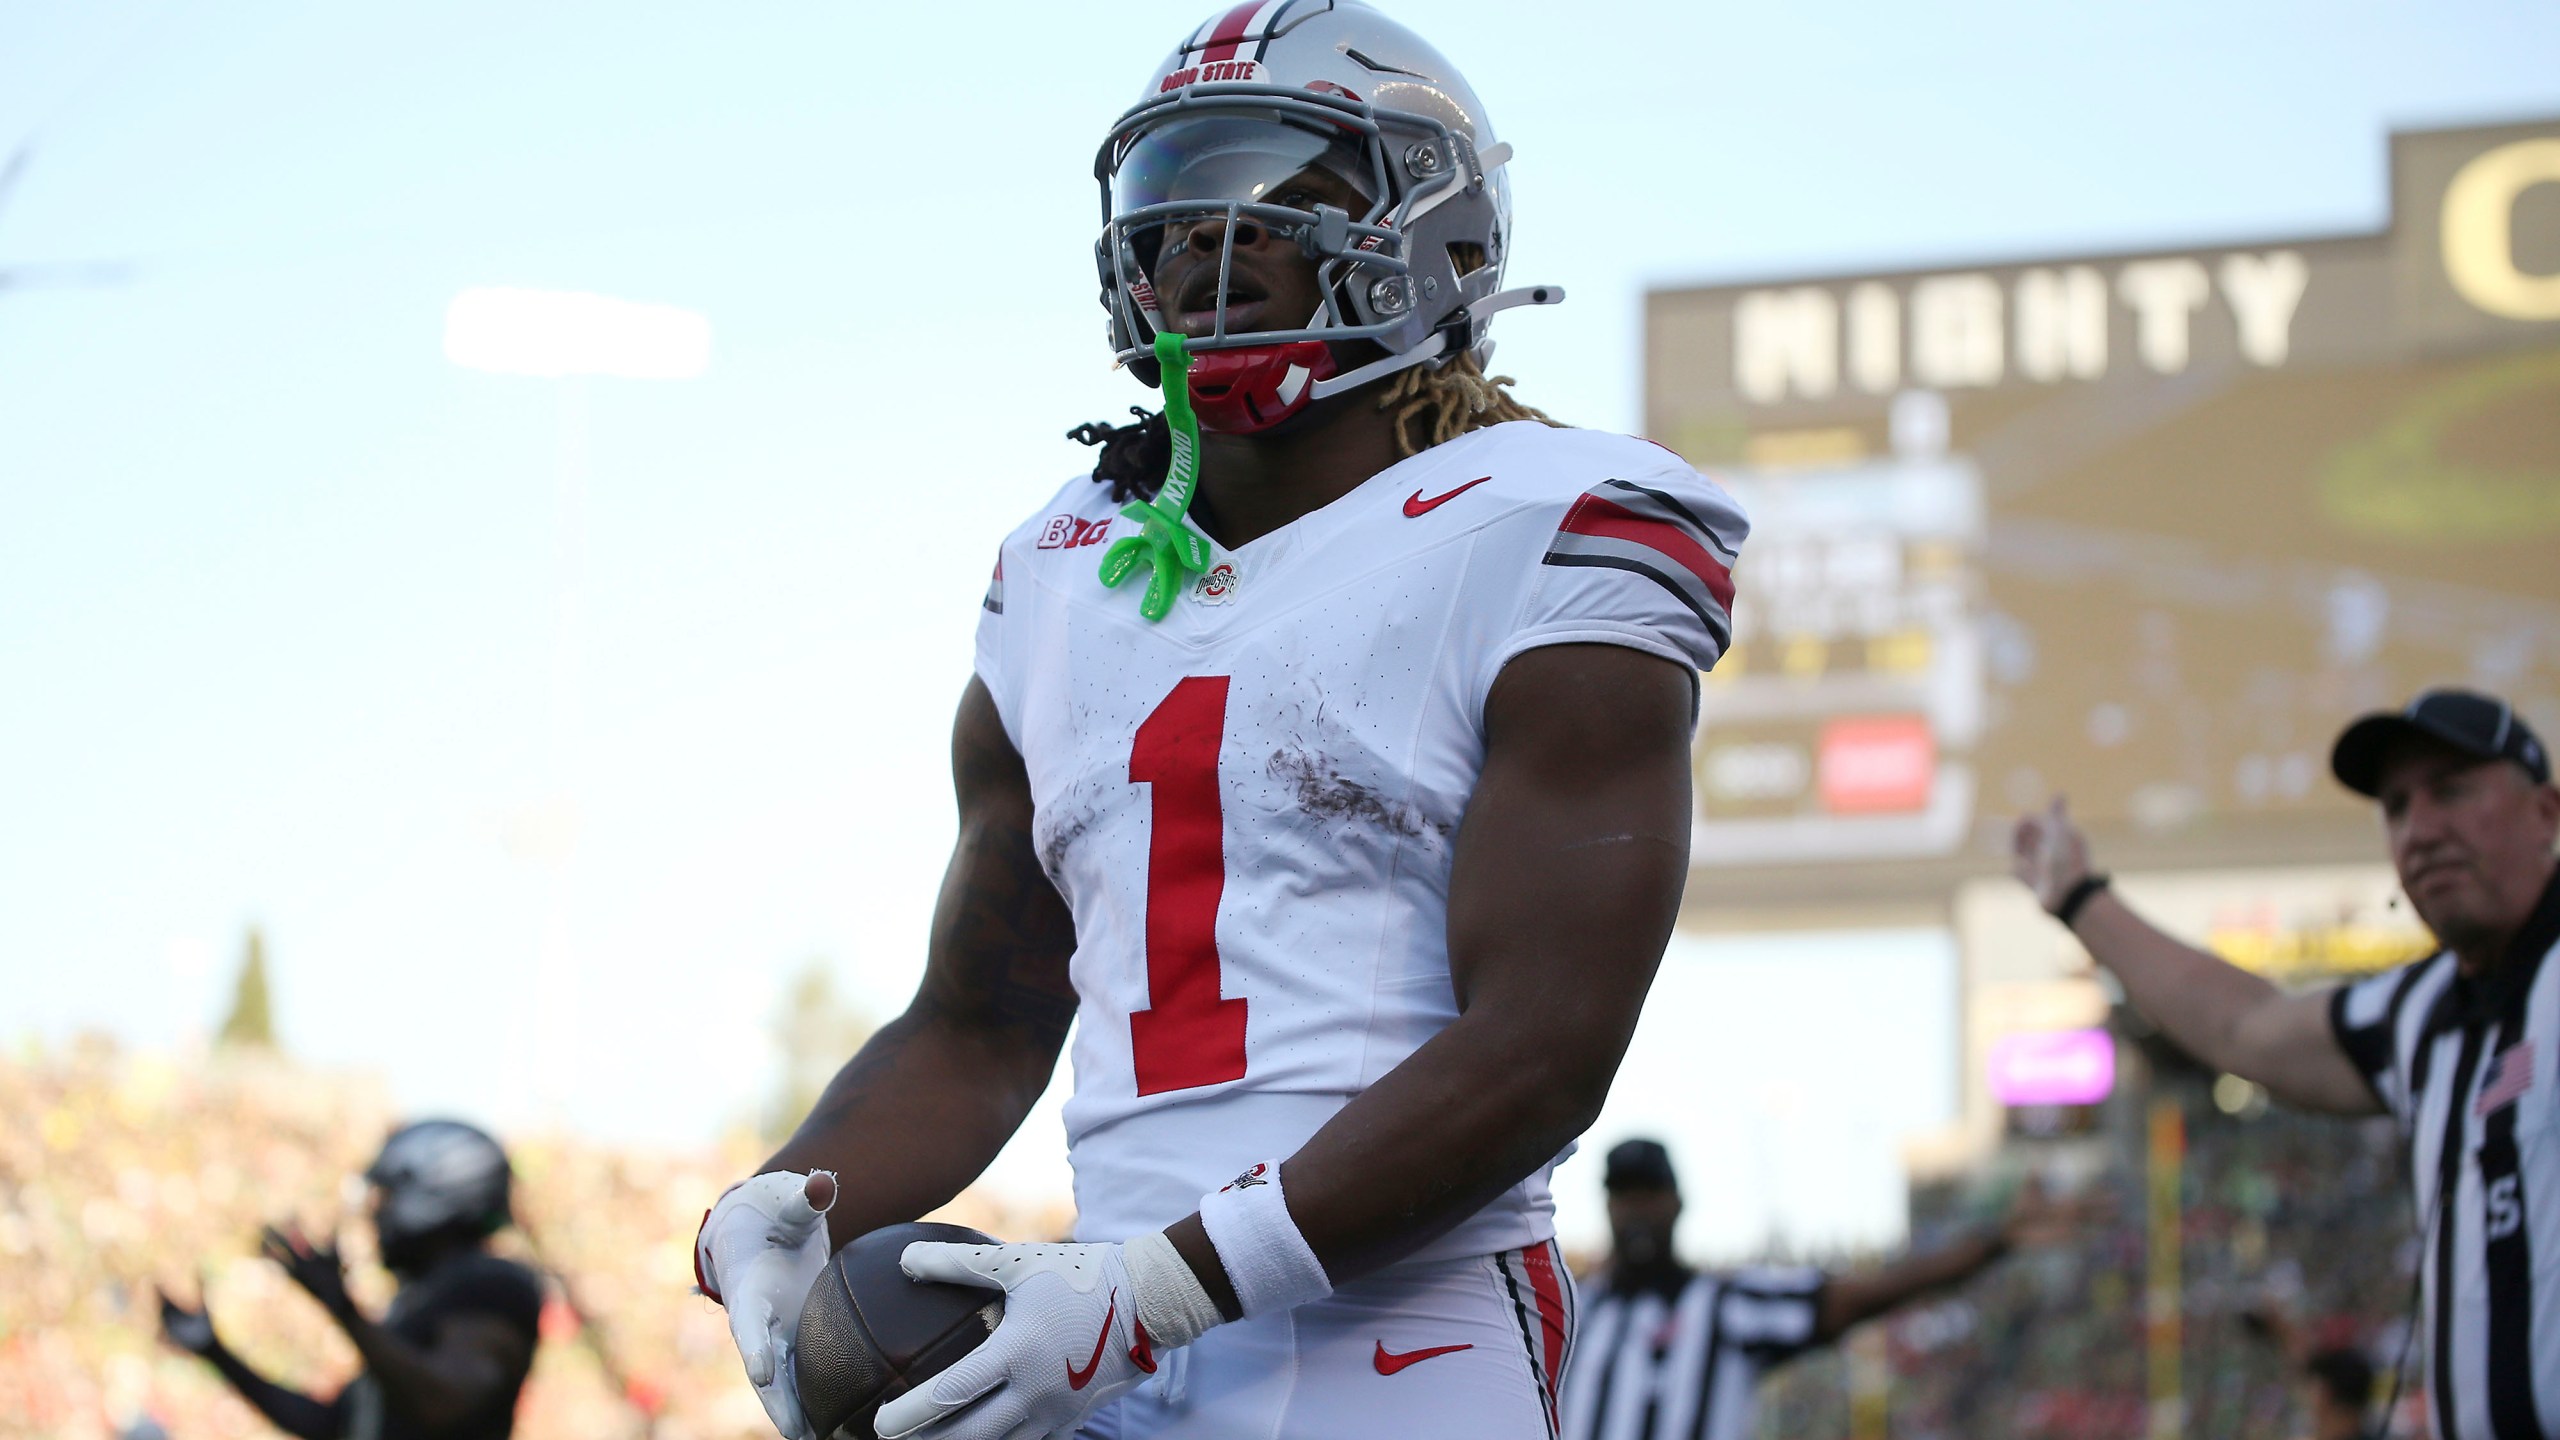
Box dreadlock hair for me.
[1066,407,1174,504]
[1376,350,1562,458]
[1068,351,1564,504]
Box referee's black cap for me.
[1603,1138,1679,1192]
[2330,688,2552,798]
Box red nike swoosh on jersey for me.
[1066,1290,1118,1390]
[1403,476,1493,517]
[1373,1340,1475,1375]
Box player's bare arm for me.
[765,676,1079,1238]
[1163,641,1697,1297]
[2011,797,2377,1115]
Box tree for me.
[762,957,873,1142]
[217,927,277,1050]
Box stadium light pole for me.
[443,287,711,1123]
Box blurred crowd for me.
[1756,1082,2416,1439]
[2,1033,2417,1440]
[0,1036,1067,1440]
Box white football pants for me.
[1076,1241,1575,1440]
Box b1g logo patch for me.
[1193,561,1241,606]
[1037,514,1111,550]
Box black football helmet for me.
[366,1119,512,1272]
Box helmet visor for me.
[1110,110,1376,217]
[1112,112,1377,280]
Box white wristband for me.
[1196,1160,1332,1318]
[1124,1229,1225,1350]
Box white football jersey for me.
[973,421,1748,1262]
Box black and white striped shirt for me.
[1560,1266,1825,1440]
[2331,870,2560,1440]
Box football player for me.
[697,5,1749,1437]
[157,1121,544,1440]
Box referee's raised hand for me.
[2009,796,2092,915]
[2007,792,2372,1117]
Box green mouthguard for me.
[1097,332,1215,622]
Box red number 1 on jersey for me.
[1128,675,1248,1095]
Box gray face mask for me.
[1111,112,1373,338]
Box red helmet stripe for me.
[1197,0,1265,62]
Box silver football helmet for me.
[1095,0,1563,402]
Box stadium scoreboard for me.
[1652,118,2560,917]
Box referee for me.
[1561,1139,2073,1440]
[2013,688,2559,1439]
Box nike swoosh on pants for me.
[1373,1339,1475,1375]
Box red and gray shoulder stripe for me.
[982,554,1003,615]
[1183,0,1314,63]
[1542,477,1741,651]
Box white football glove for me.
[875,1239,1193,1440]
[697,1171,837,1440]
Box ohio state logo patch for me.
[1158,59,1268,92]
[1193,561,1241,606]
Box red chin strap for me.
[1182,341,1340,434]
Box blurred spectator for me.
[9,1036,2424,1438]
[2302,1347,2379,1440]
[2244,1296,2386,1440]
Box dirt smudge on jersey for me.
[1035,765,1114,886]
[1266,744,1453,842]
[1036,804,1095,884]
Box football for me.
[792,1221,1006,1440]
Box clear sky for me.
[5,0,2556,1258]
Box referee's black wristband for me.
[2052,873,2110,929]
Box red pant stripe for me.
[1522,1243,1570,1431]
